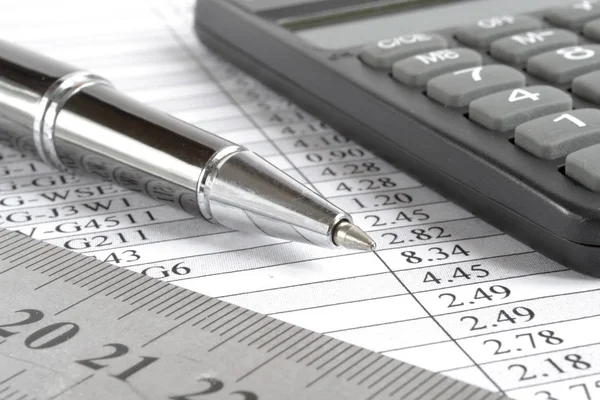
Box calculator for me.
[195,0,600,276]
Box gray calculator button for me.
[392,48,482,87]
[359,33,447,69]
[490,29,579,65]
[573,70,600,104]
[455,15,543,49]
[566,143,600,191]
[515,109,600,159]
[427,65,526,107]
[546,1,600,30]
[527,45,600,84]
[469,86,573,132]
[583,19,600,41]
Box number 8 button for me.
[527,45,600,84]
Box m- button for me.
[359,33,448,69]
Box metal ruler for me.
[0,228,509,400]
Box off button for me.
[359,33,448,69]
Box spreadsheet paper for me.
[1,1,599,399]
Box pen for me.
[0,40,376,251]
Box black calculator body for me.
[194,0,600,276]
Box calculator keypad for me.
[391,48,482,86]
[527,45,600,84]
[566,143,600,191]
[469,86,573,132]
[515,109,600,159]
[359,34,447,69]
[573,70,600,103]
[454,15,542,49]
[427,65,525,108]
[357,1,600,193]
[490,29,579,65]
[545,1,600,30]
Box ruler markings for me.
[47,374,94,400]
[54,269,132,315]
[68,261,107,286]
[0,389,19,400]
[234,329,311,383]
[130,280,177,310]
[316,343,356,371]
[32,251,74,272]
[238,319,277,344]
[429,380,461,400]
[210,308,249,333]
[1,235,32,254]
[128,281,173,304]
[389,368,428,399]
[257,325,294,350]
[185,298,224,322]
[0,237,34,260]
[244,321,286,348]
[264,326,302,353]
[136,285,179,312]
[200,305,240,330]
[448,386,477,400]
[117,282,182,319]
[118,279,162,302]
[163,293,204,318]
[297,336,335,365]
[41,252,82,275]
[155,290,196,314]
[20,246,59,269]
[147,287,187,312]
[141,300,222,347]
[82,268,128,290]
[0,231,15,247]
[411,375,449,400]
[369,367,419,400]
[191,302,230,326]
[357,358,394,386]
[306,346,362,387]
[285,333,322,361]
[171,295,213,320]
[49,258,97,281]
[336,349,371,378]
[0,228,508,398]
[0,245,48,275]
[104,274,147,297]
[88,269,132,292]
[208,314,266,351]
[478,392,496,400]
[312,342,349,370]
[367,364,404,393]
[0,372,24,387]
[345,353,383,382]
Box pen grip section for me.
[50,84,233,216]
[0,40,77,155]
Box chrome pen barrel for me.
[0,39,360,248]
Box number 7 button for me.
[427,65,526,107]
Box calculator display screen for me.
[289,0,566,50]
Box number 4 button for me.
[515,109,600,159]
[469,86,572,132]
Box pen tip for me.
[332,220,377,251]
